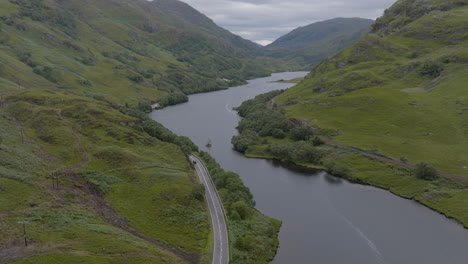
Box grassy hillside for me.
[0,88,281,263]
[262,18,374,69]
[232,0,468,227]
[0,0,289,106]
[277,0,468,177]
[0,89,209,263]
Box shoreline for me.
[243,151,468,230]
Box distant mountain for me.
[0,0,286,105]
[263,18,374,68]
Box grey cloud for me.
[181,0,397,45]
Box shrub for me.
[419,61,444,77]
[415,162,438,180]
[79,79,92,87]
[311,136,325,146]
[290,126,314,141]
[128,75,144,83]
[324,161,352,177]
[33,66,57,83]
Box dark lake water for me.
[150,72,468,264]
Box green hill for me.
[262,18,374,68]
[0,0,283,263]
[277,0,468,177]
[0,0,288,105]
[232,0,468,227]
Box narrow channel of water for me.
[150,72,468,264]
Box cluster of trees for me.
[199,151,255,222]
[231,130,259,153]
[198,152,281,263]
[14,0,77,37]
[268,141,323,164]
[232,90,320,154]
[199,151,255,208]
[120,106,198,155]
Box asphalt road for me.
[189,155,229,264]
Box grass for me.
[3,208,186,264]
[0,0,290,105]
[0,89,211,263]
[277,3,468,178]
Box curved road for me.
[189,155,229,264]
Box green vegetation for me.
[261,18,374,69]
[271,77,305,84]
[0,89,210,263]
[415,162,439,181]
[232,0,468,228]
[0,0,289,262]
[277,0,468,178]
[198,152,281,264]
[0,0,291,105]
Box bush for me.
[415,162,438,180]
[419,61,444,78]
[290,126,314,141]
[33,66,57,83]
[324,161,352,177]
[311,136,325,146]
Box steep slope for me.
[263,18,374,68]
[0,0,286,105]
[277,0,468,177]
[231,0,468,228]
[151,0,260,52]
[0,89,208,263]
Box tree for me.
[324,161,352,177]
[231,200,250,220]
[415,162,438,180]
[271,128,285,139]
[290,126,313,141]
[231,130,258,153]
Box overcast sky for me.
[178,0,397,45]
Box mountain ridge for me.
[262,17,374,68]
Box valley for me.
[1,0,468,263]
